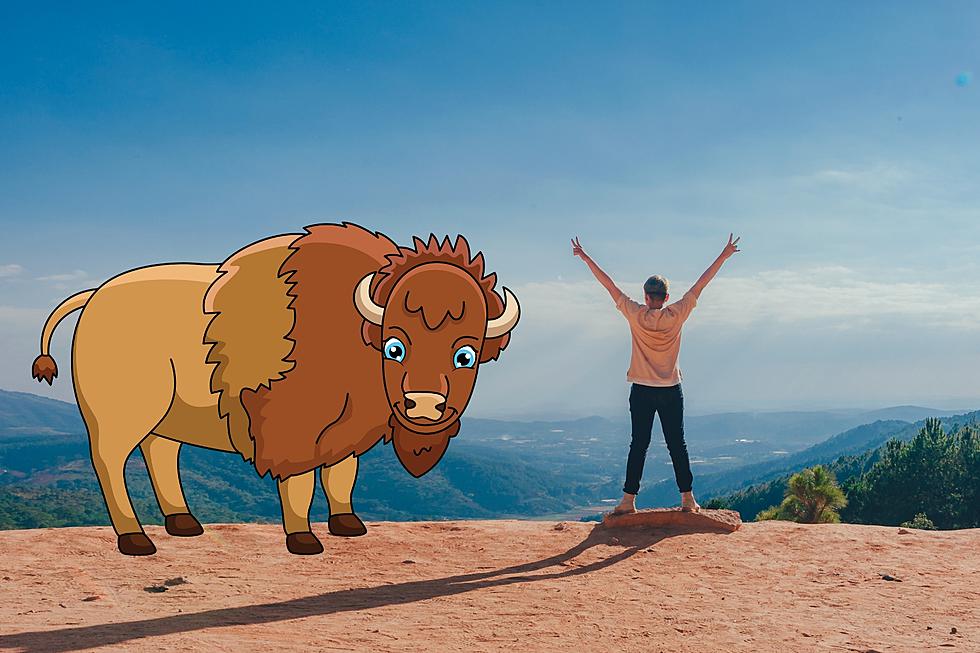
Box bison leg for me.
[321,453,357,513]
[76,341,177,555]
[140,434,204,536]
[88,428,154,555]
[277,470,323,554]
[321,454,367,537]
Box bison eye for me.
[383,337,406,362]
[453,345,477,369]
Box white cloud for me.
[469,268,980,416]
[0,264,23,278]
[691,267,980,331]
[508,279,622,338]
[508,266,980,336]
[35,270,89,283]
[795,163,913,194]
[33,269,95,292]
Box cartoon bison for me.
[31,223,519,556]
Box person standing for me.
[571,234,741,514]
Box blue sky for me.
[1,3,979,417]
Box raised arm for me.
[571,236,623,301]
[689,233,741,299]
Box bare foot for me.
[681,492,700,513]
[612,494,637,515]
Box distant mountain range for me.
[0,388,972,528]
[644,410,980,512]
[706,411,980,524]
[0,389,85,437]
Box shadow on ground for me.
[0,523,731,652]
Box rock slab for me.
[602,507,742,532]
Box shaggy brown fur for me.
[232,223,513,480]
[368,234,511,363]
[388,414,461,478]
[204,235,300,461]
[241,223,401,479]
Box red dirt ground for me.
[0,519,977,652]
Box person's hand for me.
[571,236,589,261]
[721,233,741,259]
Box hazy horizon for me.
[1,385,973,424]
[2,3,979,416]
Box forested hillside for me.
[708,418,980,529]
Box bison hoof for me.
[286,531,324,555]
[165,512,204,537]
[118,532,157,556]
[328,512,367,537]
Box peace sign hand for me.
[571,236,588,260]
[722,233,741,259]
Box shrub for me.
[900,512,936,530]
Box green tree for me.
[842,419,980,529]
[755,505,780,521]
[754,465,847,524]
[950,425,980,528]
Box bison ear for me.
[362,321,383,350]
[479,333,510,363]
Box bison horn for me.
[354,274,385,325]
[485,288,520,339]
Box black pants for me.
[623,383,693,495]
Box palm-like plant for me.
[756,465,848,523]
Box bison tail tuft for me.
[32,288,95,385]
[32,355,58,385]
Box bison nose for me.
[404,392,447,421]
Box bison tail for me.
[32,289,96,385]
[32,355,58,385]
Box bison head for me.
[354,236,519,477]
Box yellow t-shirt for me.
[613,289,698,387]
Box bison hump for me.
[204,234,300,457]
